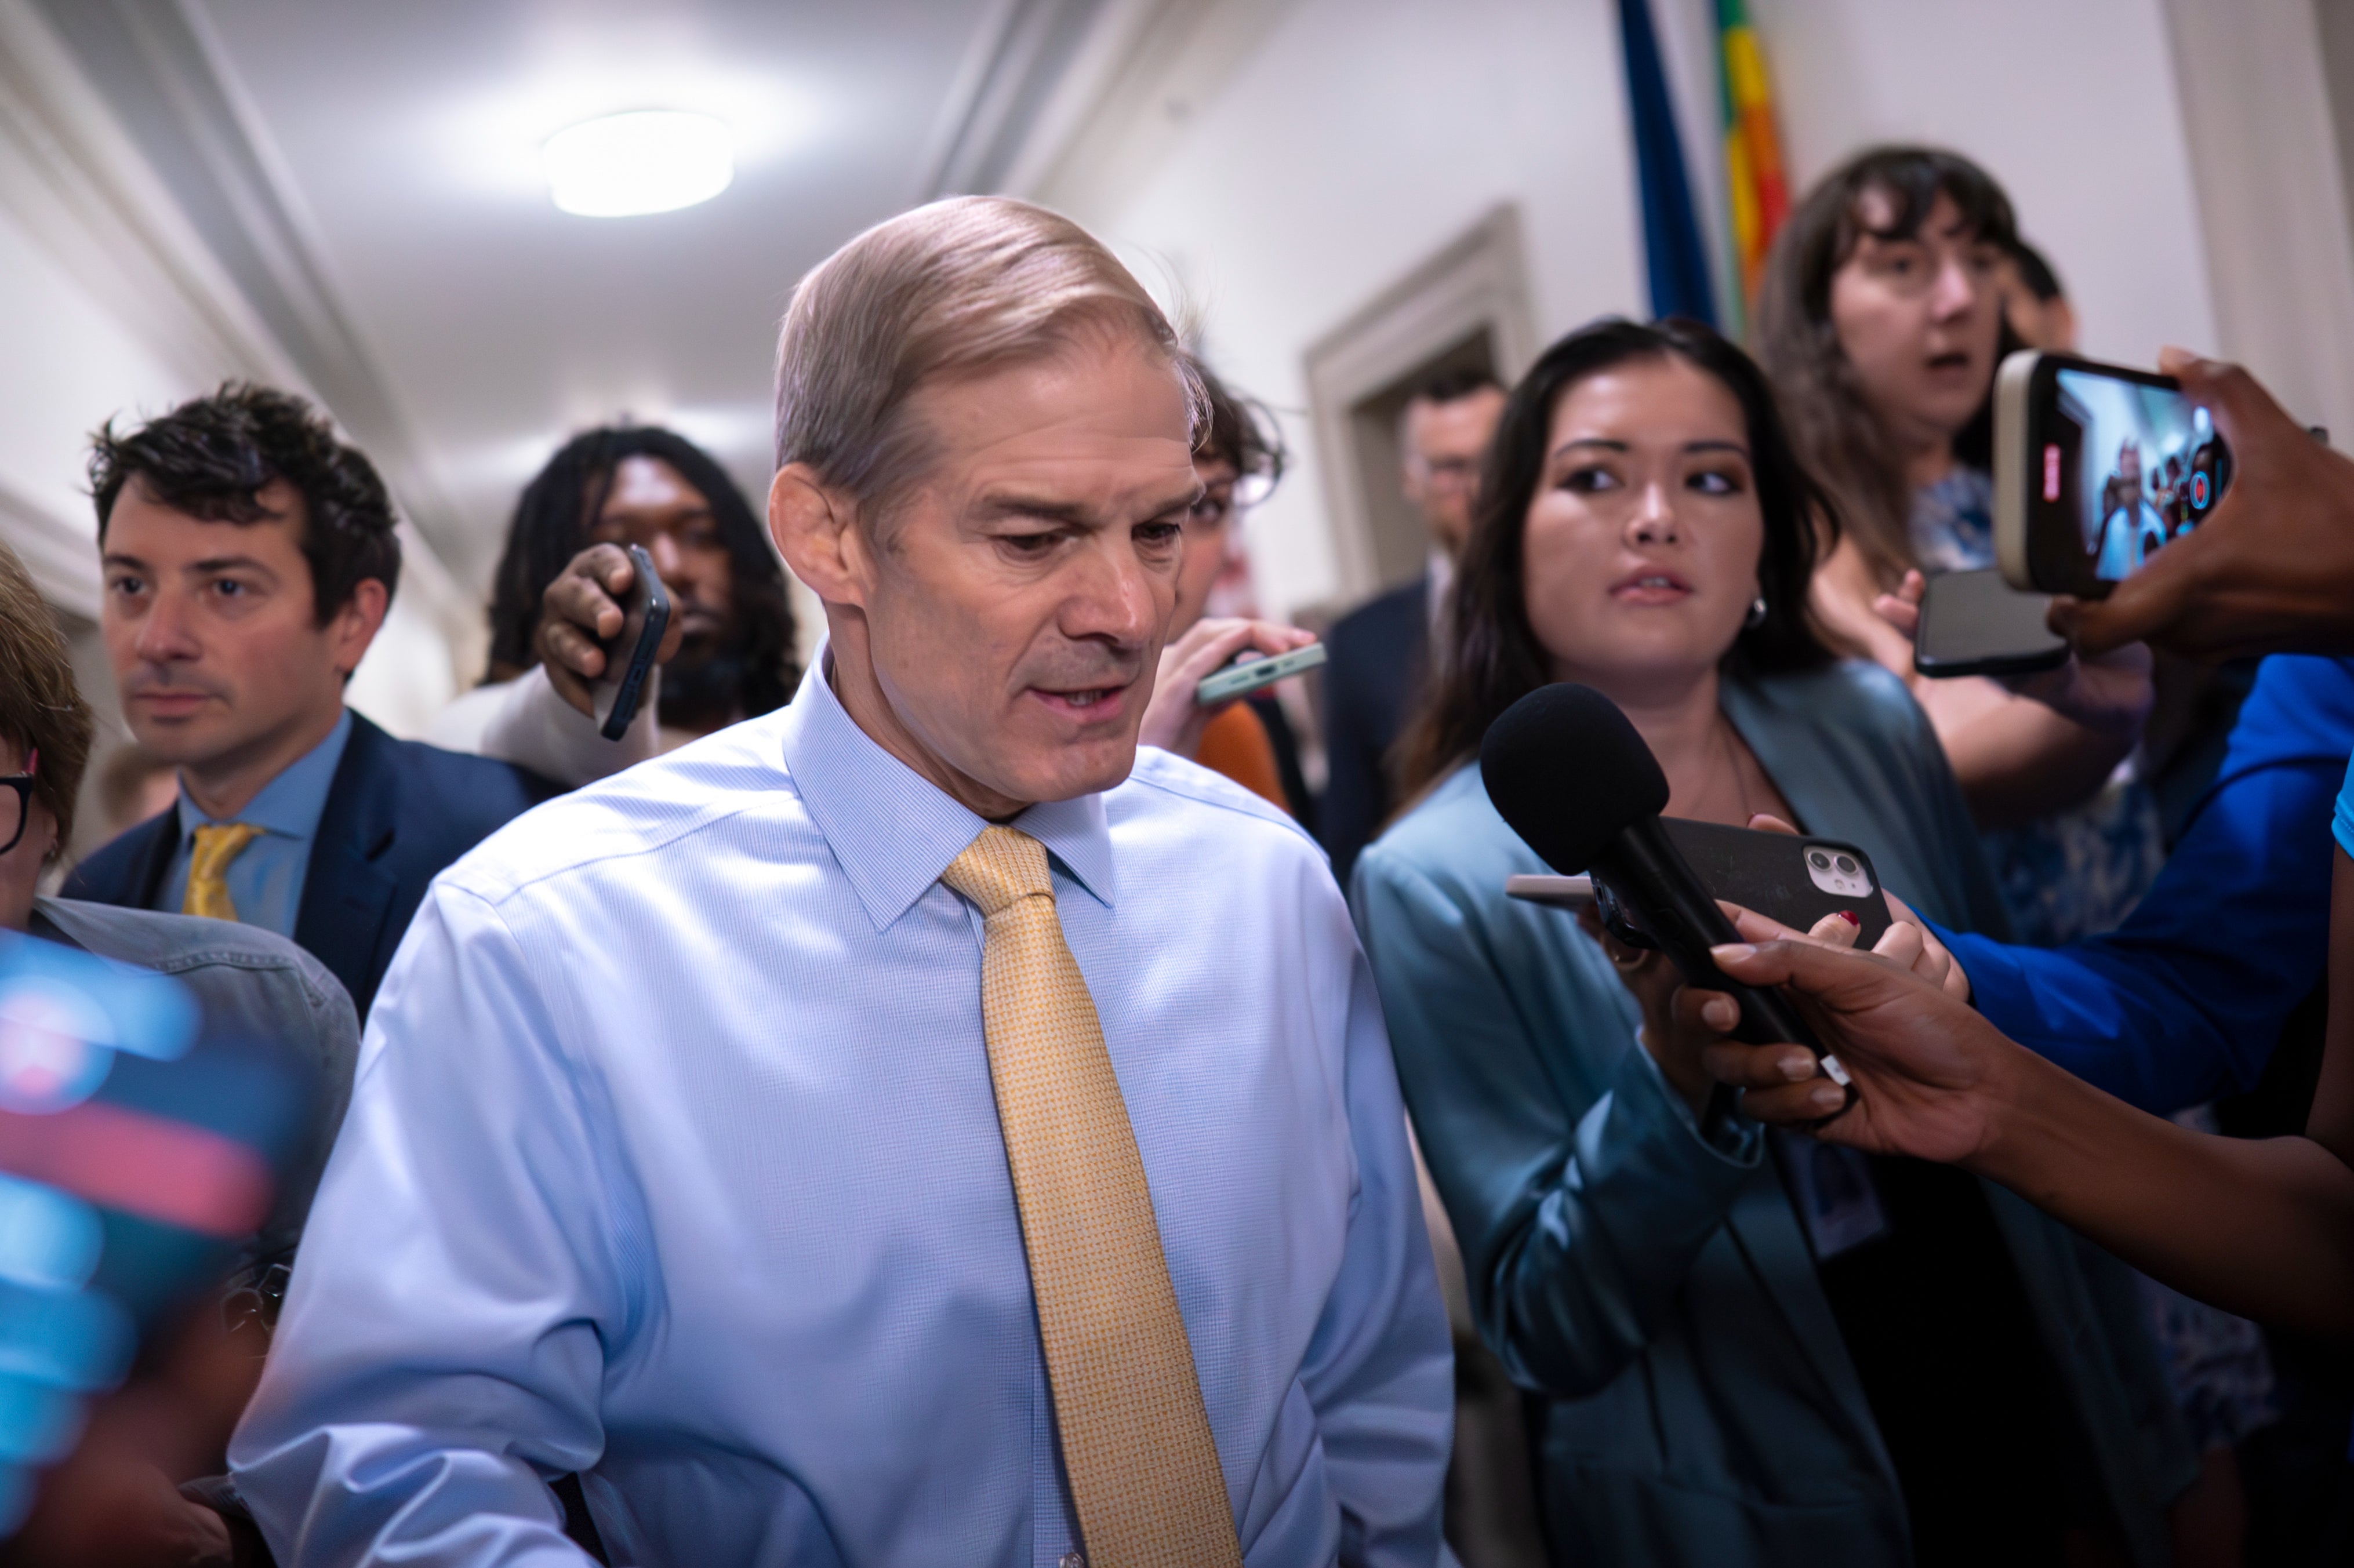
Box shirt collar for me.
[778,646,1117,932]
[176,707,353,842]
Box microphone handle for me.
[1593,819,1827,1126]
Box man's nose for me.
[132,588,200,663]
[1065,534,1164,646]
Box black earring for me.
[1744,596,1768,631]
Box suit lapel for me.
[293,713,399,1013]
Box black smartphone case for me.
[1595,818,1891,950]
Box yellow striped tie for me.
[181,822,262,922]
[941,826,1242,1568]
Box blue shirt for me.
[159,710,352,936]
[2334,747,2354,859]
[1942,655,2354,1112]
[230,660,1451,1567]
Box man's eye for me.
[212,579,248,598]
[1138,521,1183,548]
[108,576,145,596]
[1001,532,1060,557]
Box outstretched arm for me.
[1697,908,2354,1337]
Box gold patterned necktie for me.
[182,822,263,922]
[940,826,1243,1568]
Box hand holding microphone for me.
[1480,683,1854,1126]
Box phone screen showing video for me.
[2044,368,2231,582]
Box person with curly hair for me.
[431,424,801,774]
[64,383,557,1023]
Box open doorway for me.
[1302,204,1538,611]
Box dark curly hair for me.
[1753,144,2023,581]
[1187,356,1286,489]
[89,383,400,623]
[1400,316,1836,798]
[485,427,798,723]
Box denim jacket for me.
[1352,660,2195,1567]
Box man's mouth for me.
[1028,682,1132,721]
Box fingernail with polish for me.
[1778,1052,1814,1081]
[1837,909,1860,927]
[1710,943,1756,962]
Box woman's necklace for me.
[1716,714,1757,825]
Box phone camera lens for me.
[1836,855,1857,874]
[1808,851,1830,869]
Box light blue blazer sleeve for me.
[1352,772,1762,1399]
[231,882,635,1566]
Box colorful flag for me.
[1717,0,1789,314]
[1618,0,1717,325]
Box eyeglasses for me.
[1,750,37,857]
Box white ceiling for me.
[34,0,1116,587]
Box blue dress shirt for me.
[159,710,352,937]
[231,660,1451,1567]
[1941,655,2354,1112]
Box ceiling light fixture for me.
[543,110,733,217]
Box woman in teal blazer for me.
[1352,321,2193,1567]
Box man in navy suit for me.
[1319,368,1505,886]
[66,384,555,1022]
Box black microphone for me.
[1479,682,1847,1125]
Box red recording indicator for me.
[0,1100,270,1238]
[2043,443,2062,502]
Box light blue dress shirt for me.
[159,709,352,936]
[231,659,1452,1567]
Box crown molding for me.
[3,0,472,636]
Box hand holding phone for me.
[2051,347,2354,662]
[536,543,684,723]
[1995,350,2232,599]
[591,545,671,741]
[1139,618,1316,758]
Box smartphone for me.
[1994,350,2231,598]
[592,544,671,742]
[1912,567,2069,679]
[0,933,315,1537]
[1196,641,1326,705]
[1506,818,1891,948]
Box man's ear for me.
[328,578,390,678]
[769,464,871,609]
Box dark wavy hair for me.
[1399,317,1836,797]
[1187,356,1286,488]
[485,426,798,722]
[1753,144,2023,580]
[89,383,400,623]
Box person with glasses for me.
[1135,356,1316,816]
[0,535,357,1564]
[1320,367,1506,886]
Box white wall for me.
[1756,0,2221,366]
[1072,0,1645,621]
[0,201,196,623]
[1079,0,2240,623]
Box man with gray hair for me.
[230,196,1453,1566]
